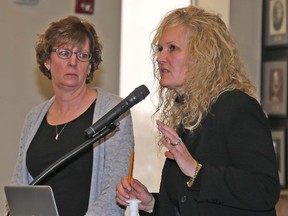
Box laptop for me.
[4,185,59,216]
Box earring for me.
[87,65,91,75]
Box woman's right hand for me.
[116,176,155,213]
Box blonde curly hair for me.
[151,6,256,134]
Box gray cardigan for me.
[9,87,134,216]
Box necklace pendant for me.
[55,123,67,141]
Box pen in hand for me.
[127,148,134,184]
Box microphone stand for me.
[6,122,119,216]
[30,121,119,185]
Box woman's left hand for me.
[156,120,198,177]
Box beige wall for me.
[230,0,262,98]
[0,1,121,214]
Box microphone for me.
[85,84,150,138]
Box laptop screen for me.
[4,185,59,216]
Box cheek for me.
[49,56,65,71]
[174,72,187,87]
[174,58,188,76]
[50,62,64,74]
[173,53,186,66]
[79,65,90,76]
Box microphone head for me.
[133,85,150,102]
[85,84,150,138]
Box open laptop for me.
[4,185,59,216]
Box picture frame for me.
[271,128,287,188]
[264,0,288,46]
[262,60,287,116]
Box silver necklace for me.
[55,123,67,140]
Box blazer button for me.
[180,196,187,203]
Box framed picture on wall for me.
[264,0,288,46]
[271,128,287,188]
[262,60,287,116]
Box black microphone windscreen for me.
[85,84,150,138]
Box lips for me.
[160,67,170,73]
[65,72,78,76]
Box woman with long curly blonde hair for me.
[151,6,256,133]
[116,6,280,216]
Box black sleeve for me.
[196,91,280,210]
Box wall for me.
[0,1,121,214]
[230,0,262,99]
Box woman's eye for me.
[59,50,70,57]
[169,45,176,52]
[79,53,88,58]
[157,46,163,52]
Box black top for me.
[26,100,95,216]
[140,90,280,216]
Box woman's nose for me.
[156,51,166,63]
[68,53,78,66]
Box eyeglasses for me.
[51,48,92,62]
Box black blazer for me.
[140,90,280,216]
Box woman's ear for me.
[44,61,50,70]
